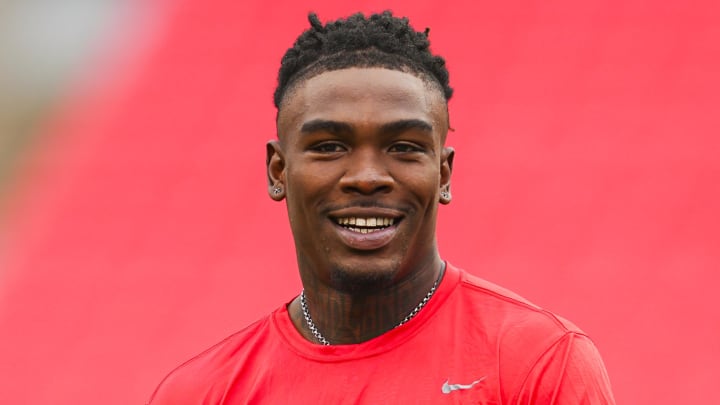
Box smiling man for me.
[148,12,615,404]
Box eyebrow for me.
[379,119,433,134]
[300,120,352,134]
[300,119,433,135]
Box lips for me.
[330,213,402,250]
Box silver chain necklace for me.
[299,267,444,345]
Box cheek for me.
[286,164,337,208]
[393,165,441,200]
[286,164,314,194]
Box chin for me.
[328,261,399,294]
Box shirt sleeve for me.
[145,363,210,405]
[515,332,616,405]
[145,373,190,405]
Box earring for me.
[272,185,283,195]
[440,186,451,203]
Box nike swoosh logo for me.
[441,376,486,394]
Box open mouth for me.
[333,216,397,234]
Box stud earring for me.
[272,185,283,195]
[440,191,450,199]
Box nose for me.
[339,148,393,195]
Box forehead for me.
[277,68,447,134]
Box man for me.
[148,11,615,404]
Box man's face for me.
[269,68,453,292]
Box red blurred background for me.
[1,1,718,404]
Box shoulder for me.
[516,331,616,403]
[455,267,586,357]
[146,314,274,405]
[455,268,584,335]
[450,266,614,403]
[449,267,585,376]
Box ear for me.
[266,140,286,201]
[439,147,454,205]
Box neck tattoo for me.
[299,263,446,345]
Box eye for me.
[389,142,424,153]
[310,142,347,153]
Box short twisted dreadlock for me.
[274,11,453,108]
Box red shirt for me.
[148,263,615,404]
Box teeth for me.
[347,227,381,234]
[336,216,396,231]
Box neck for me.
[289,258,445,345]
